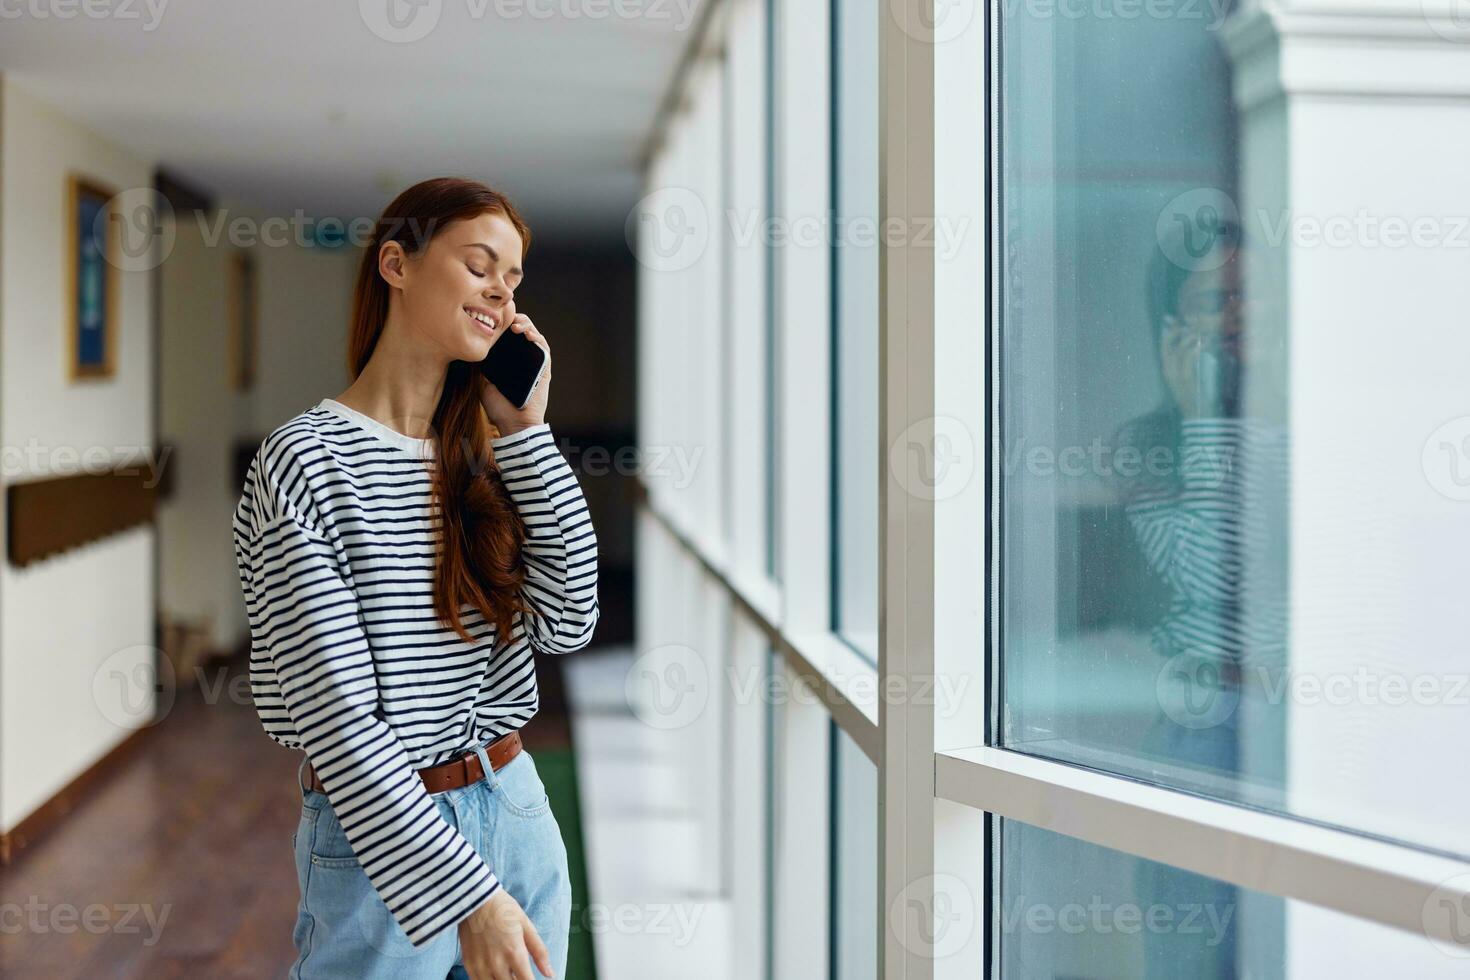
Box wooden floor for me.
[0,648,581,979]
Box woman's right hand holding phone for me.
[478,297,553,438]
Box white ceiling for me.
[0,0,705,241]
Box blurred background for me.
[0,3,667,977]
[5,0,1470,978]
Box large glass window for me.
[831,0,880,660]
[766,0,780,580]
[995,0,1282,803]
[765,644,778,980]
[995,0,1467,866]
[998,820,1271,977]
[996,821,1454,977]
[831,719,878,980]
[997,0,1290,811]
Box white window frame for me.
[926,0,1470,974]
[638,1,1470,979]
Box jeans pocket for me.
[496,752,551,818]
[307,799,362,869]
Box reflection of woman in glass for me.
[1115,220,1289,734]
[1110,219,1289,978]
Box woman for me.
[231,177,600,980]
[1109,220,1288,978]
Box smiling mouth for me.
[465,307,499,332]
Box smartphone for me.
[478,329,548,410]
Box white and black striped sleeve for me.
[1124,417,1281,606]
[232,439,502,949]
[493,423,601,655]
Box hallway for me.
[0,646,607,978]
[5,0,1468,975]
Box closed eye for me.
[468,265,487,278]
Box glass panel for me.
[996,0,1290,810]
[998,820,1273,978]
[995,821,1463,979]
[832,719,878,980]
[994,0,1470,856]
[765,0,780,580]
[765,646,777,980]
[831,0,880,660]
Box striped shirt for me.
[1122,416,1289,669]
[230,397,599,948]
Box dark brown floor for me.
[0,644,587,979]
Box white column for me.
[1223,3,1470,972]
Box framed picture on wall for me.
[67,174,119,381]
[227,250,257,391]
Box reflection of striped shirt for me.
[231,398,599,948]
[1123,417,1288,668]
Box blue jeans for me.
[286,741,573,979]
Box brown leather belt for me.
[301,730,522,796]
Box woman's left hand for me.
[479,301,552,436]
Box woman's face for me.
[1168,256,1244,352]
[389,210,524,363]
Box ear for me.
[378,240,409,289]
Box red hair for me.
[346,176,533,647]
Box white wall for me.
[1225,0,1470,972]
[0,75,358,836]
[249,234,360,436]
[0,75,157,832]
[157,204,357,653]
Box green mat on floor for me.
[537,748,597,980]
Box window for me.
[987,0,1470,969]
[831,0,880,661]
[765,645,777,980]
[831,718,878,980]
[766,0,780,580]
[635,0,1470,976]
[994,0,1468,855]
[996,821,1452,976]
[995,0,1289,807]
